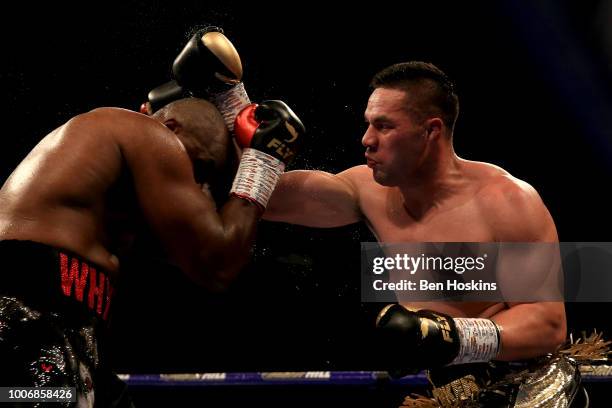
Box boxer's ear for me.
[425,117,443,140]
[164,119,180,133]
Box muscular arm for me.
[264,168,362,227]
[483,176,566,360]
[492,302,566,360]
[96,108,261,291]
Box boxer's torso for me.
[350,161,514,318]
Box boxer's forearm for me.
[491,302,566,360]
[265,171,313,223]
[265,171,361,227]
[183,197,261,291]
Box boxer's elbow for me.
[188,247,250,292]
[205,259,249,293]
[177,218,255,291]
[192,269,238,292]
[541,308,567,353]
[551,319,567,351]
[183,263,241,292]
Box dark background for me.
[1,0,611,375]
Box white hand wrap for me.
[451,318,502,364]
[211,82,251,132]
[230,148,285,208]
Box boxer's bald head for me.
[154,97,236,201]
[153,97,228,164]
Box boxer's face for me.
[362,87,429,186]
[156,98,234,197]
[181,128,237,204]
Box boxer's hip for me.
[0,239,116,324]
[0,240,133,407]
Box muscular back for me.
[0,108,173,273]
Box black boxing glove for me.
[172,26,242,95]
[144,27,251,130]
[230,100,305,208]
[173,27,251,132]
[234,100,303,163]
[143,80,188,114]
[376,304,502,375]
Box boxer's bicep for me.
[482,178,566,359]
[265,170,361,227]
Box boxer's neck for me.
[397,143,463,220]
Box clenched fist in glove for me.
[230,100,305,209]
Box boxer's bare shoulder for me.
[467,160,557,241]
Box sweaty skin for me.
[264,87,566,360]
[0,104,260,290]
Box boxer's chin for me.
[372,168,394,187]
